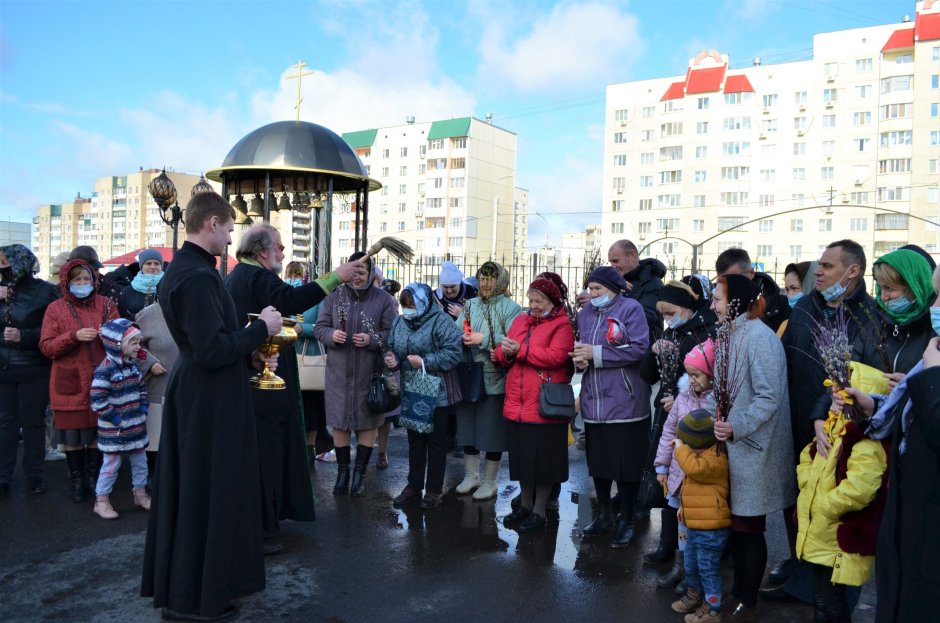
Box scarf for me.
[476,261,510,301]
[131,271,163,294]
[874,249,935,326]
[866,359,921,455]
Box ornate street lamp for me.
[148,168,183,253]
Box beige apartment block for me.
[340,116,519,282]
[602,1,940,278]
[32,169,205,273]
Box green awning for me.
[342,129,378,149]
[428,117,471,140]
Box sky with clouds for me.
[0,0,914,246]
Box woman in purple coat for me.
[572,266,651,548]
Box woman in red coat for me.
[40,259,118,502]
[493,275,575,533]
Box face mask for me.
[402,308,418,319]
[665,314,687,330]
[930,306,940,336]
[590,294,610,308]
[286,278,303,288]
[821,268,852,303]
[788,293,803,309]
[69,284,94,298]
[885,296,914,315]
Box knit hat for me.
[677,408,717,449]
[659,280,699,311]
[683,338,716,377]
[137,248,163,266]
[536,271,569,301]
[439,261,464,286]
[586,266,627,295]
[69,245,103,269]
[899,244,937,271]
[122,324,141,345]
[529,277,563,306]
[721,274,761,319]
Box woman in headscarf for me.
[385,283,462,510]
[711,274,795,620]
[776,261,819,337]
[573,266,650,548]
[120,248,164,319]
[40,259,119,502]
[453,261,522,501]
[493,276,574,532]
[0,244,61,497]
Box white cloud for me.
[477,2,643,92]
[55,121,137,173]
[525,154,601,247]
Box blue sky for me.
[0,0,914,246]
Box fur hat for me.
[677,408,716,449]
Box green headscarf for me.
[873,249,934,325]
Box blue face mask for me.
[286,278,303,288]
[788,293,803,309]
[885,296,914,315]
[665,313,687,330]
[402,308,418,319]
[590,294,611,308]
[69,284,94,299]
[930,306,940,336]
[821,268,852,303]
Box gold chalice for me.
[247,314,299,390]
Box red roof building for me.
[722,74,754,94]
[881,27,915,52]
[102,247,238,271]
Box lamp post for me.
[148,168,183,253]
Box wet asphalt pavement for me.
[0,425,876,623]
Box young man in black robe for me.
[225,223,364,553]
[141,192,283,622]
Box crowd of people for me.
[1,193,938,623]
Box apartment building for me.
[340,116,519,281]
[603,0,940,275]
[32,169,205,272]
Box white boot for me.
[455,453,481,495]
[473,458,501,501]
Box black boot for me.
[350,445,373,497]
[85,447,102,494]
[65,450,87,503]
[333,446,351,496]
[582,502,613,536]
[610,513,635,548]
[658,550,685,588]
[644,507,679,564]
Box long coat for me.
[493,309,574,424]
[724,315,796,517]
[313,283,397,431]
[141,241,270,617]
[455,293,522,395]
[136,303,176,451]
[39,259,118,429]
[225,263,329,528]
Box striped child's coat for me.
[90,318,149,453]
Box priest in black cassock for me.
[225,223,364,553]
[141,193,284,622]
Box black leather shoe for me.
[162,604,239,622]
[517,512,546,533]
[503,506,531,525]
[263,539,284,556]
[27,476,46,495]
[767,557,794,585]
[0,482,9,498]
[758,584,799,603]
[510,493,521,510]
[582,503,613,536]
[609,513,635,549]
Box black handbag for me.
[456,349,484,404]
[636,412,668,509]
[367,352,401,414]
[538,378,576,420]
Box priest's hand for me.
[259,306,282,336]
[336,260,366,283]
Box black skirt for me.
[584,419,649,482]
[507,421,569,485]
[301,390,325,433]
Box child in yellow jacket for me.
[670,408,731,623]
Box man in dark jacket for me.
[607,240,665,341]
[715,248,790,334]
[225,224,364,553]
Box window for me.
[762,94,778,108]
[692,219,705,232]
[759,169,775,183]
[614,132,628,144]
[850,191,870,204]
[382,149,390,158]
[758,219,774,232]
[792,193,805,208]
[660,122,683,137]
[697,97,710,110]
[821,166,834,180]
[432,177,444,189]
[793,116,807,131]
[877,187,910,202]
[639,199,652,211]
[642,106,655,118]
[662,242,676,255]
[693,195,706,207]
[418,164,426,175]
[850,218,867,232]
[878,159,912,174]
[427,198,443,208]
[875,241,905,254]
[451,176,465,188]
[638,222,652,234]
[398,221,406,231]
[427,158,447,170]
[613,154,627,167]
[639,175,653,188]
[429,139,444,149]
[932,103,939,118]
[721,166,750,181]
[694,170,707,183]
[656,218,680,231]
[794,91,807,105]
[718,216,746,231]
[659,146,683,161]
[792,168,806,182]
[935,46,940,61]
[853,111,872,126]
[894,53,913,64]
[880,130,913,146]
[756,245,773,257]
[400,147,409,157]
[399,165,407,176]
[720,192,748,206]
[718,242,744,253]
[659,170,682,184]
[696,121,709,135]
[613,177,627,190]
[695,146,708,159]
[725,92,751,105]
[818,218,832,232]
[663,99,683,113]
[852,138,871,152]
[641,129,654,142]
[379,221,388,232]
[640,152,654,165]
[761,143,777,157]
[381,166,389,177]
[823,88,838,103]
[876,214,909,230]
[793,142,806,155]
[449,158,465,169]
[657,195,681,208]
[824,62,839,77]
[880,103,913,119]
[723,116,751,131]
[721,141,750,155]
[611,222,625,234]
[930,159,938,174]
[419,145,426,157]
[928,187,938,204]
[611,200,623,212]
[790,219,804,232]
[759,195,775,208]
[932,131,940,146]
[855,84,872,99]
[881,75,913,93]
[614,108,629,122]
[790,245,802,260]
[855,58,872,73]
[448,236,464,246]
[822,140,835,156]
[822,114,836,128]
[449,197,464,208]
[761,119,777,133]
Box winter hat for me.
[586,266,627,295]
[122,324,141,345]
[69,245,103,269]
[137,248,163,266]
[677,408,717,450]
[899,244,937,271]
[721,274,761,318]
[659,280,699,311]
[682,274,713,306]
[528,277,563,306]
[536,271,569,301]
[439,261,464,286]
[683,338,716,377]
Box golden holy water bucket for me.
[247,314,300,390]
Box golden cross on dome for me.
[287,60,315,123]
